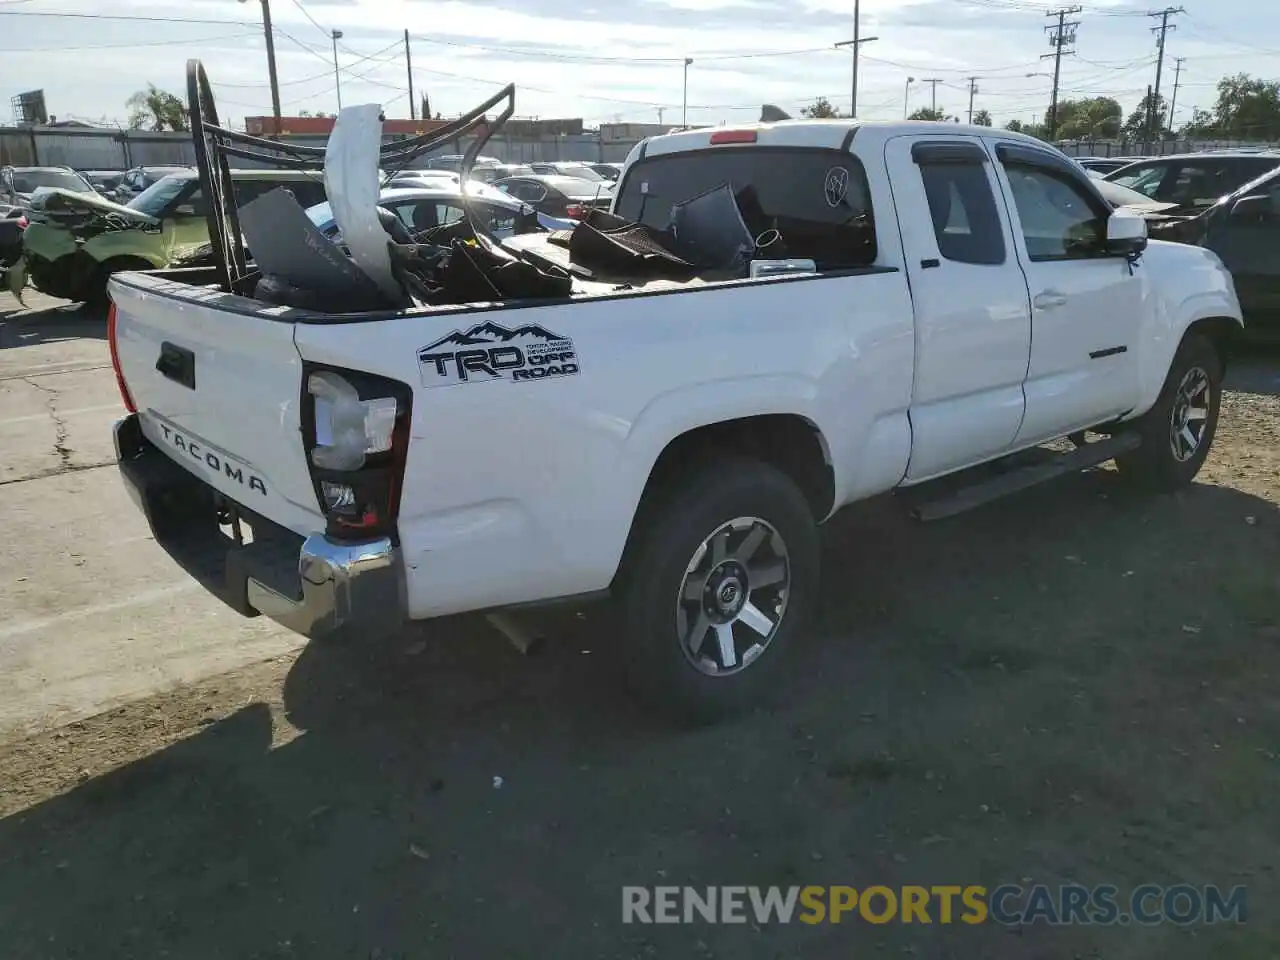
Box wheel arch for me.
[612,413,834,588]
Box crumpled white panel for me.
[324,104,401,300]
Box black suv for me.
[1104,152,1280,212]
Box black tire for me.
[1115,333,1223,491]
[613,456,820,725]
[87,258,152,309]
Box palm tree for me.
[126,85,189,132]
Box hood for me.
[28,187,158,225]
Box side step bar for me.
[912,432,1142,522]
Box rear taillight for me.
[106,304,137,413]
[16,215,28,230]
[564,203,585,220]
[301,364,413,541]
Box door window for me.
[917,161,1006,265]
[1003,164,1108,261]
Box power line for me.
[0,31,257,52]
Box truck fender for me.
[600,374,828,576]
[1130,292,1242,420]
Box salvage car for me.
[109,106,1243,723]
[0,165,96,212]
[491,173,613,219]
[1103,152,1280,211]
[528,160,610,181]
[11,168,326,305]
[113,165,194,201]
[82,169,128,196]
[306,182,575,241]
[1148,164,1280,337]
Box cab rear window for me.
[614,146,876,268]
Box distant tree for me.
[908,107,948,122]
[973,109,993,126]
[1005,118,1048,141]
[1180,107,1219,140]
[126,84,189,132]
[1122,91,1169,142]
[1052,96,1122,139]
[802,96,841,119]
[1207,73,1280,140]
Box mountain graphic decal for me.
[417,319,580,388]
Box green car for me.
[10,169,328,305]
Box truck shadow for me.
[0,298,106,347]
[0,475,1277,957]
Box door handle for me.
[1033,290,1068,310]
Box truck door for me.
[991,142,1144,443]
[885,136,1032,482]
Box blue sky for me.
[0,0,1276,128]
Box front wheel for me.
[1115,334,1223,490]
[613,457,820,725]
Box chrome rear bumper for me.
[114,413,405,640]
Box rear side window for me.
[614,147,877,268]
[917,161,1005,265]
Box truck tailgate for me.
[109,274,322,534]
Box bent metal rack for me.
[184,58,516,296]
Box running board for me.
[911,432,1142,522]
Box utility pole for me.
[1042,6,1082,141]
[405,30,415,120]
[1148,6,1184,143]
[918,78,941,115]
[682,58,692,128]
[656,106,665,126]
[834,30,880,118]
[1168,56,1185,132]
[331,29,344,111]
[967,77,978,124]
[237,0,282,123]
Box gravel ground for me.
[0,316,1277,957]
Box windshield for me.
[128,175,192,217]
[12,170,93,194]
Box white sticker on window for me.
[824,166,850,208]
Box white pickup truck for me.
[109,120,1242,722]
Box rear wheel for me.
[1115,334,1222,490]
[614,457,820,724]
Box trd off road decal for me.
[417,320,580,387]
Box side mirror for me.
[1105,208,1147,257]
[1228,194,1279,220]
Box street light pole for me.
[331,29,344,111]
[903,76,915,119]
[238,0,282,123]
[682,58,692,128]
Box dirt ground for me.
[1,349,1278,958]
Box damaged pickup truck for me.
[109,61,1242,723]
